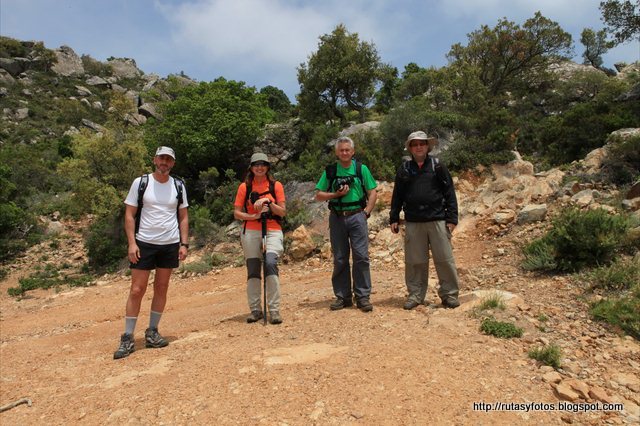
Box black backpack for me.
[134,174,184,234]
[325,160,368,210]
[399,156,448,189]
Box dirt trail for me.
[0,229,636,425]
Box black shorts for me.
[131,240,180,270]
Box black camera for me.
[335,176,354,191]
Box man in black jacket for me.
[390,131,460,310]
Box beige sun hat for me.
[250,152,270,165]
[155,146,176,159]
[405,130,437,150]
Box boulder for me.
[138,103,161,120]
[583,147,607,171]
[554,382,580,402]
[75,86,92,97]
[0,68,16,84]
[491,151,534,180]
[81,118,106,132]
[288,225,316,261]
[493,209,516,225]
[107,58,142,79]
[86,76,110,86]
[517,204,547,224]
[15,108,29,120]
[124,113,147,126]
[572,190,594,207]
[625,181,640,199]
[0,57,26,76]
[51,46,84,77]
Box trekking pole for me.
[261,208,268,326]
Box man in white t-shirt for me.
[113,146,189,360]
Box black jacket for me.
[389,157,458,225]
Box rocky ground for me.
[2,148,639,425]
[1,211,638,425]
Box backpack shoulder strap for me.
[269,180,277,203]
[135,174,149,234]
[172,175,184,206]
[355,161,367,208]
[325,163,337,188]
[430,156,448,188]
[137,174,149,207]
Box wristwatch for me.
[364,211,371,219]
[180,242,189,248]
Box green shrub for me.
[85,212,127,271]
[528,344,562,369]
[204,170,240,226]
[522,236,557,271]
[601,134,640,185]
[191,206,225,248]
[522,208,630,272]
[180,252,227,274]
[480,317,523,338]
[585,258,640,292]
[282,199,311,233]
[550,208,629,271]
[7,264,92,297]
[590,286,640,339]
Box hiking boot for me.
[246,310,264,323]
[356,298,373,312]
[403,300,420,310]
[330,297,353,311]
[113,333,135,359]
[144,327,169,348]
[269,311,283,325]
[442,297,460,309]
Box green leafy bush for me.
[282,199,311,233]
[528,344,562,368]
[601,134,640,185]
[190,206,225,248]
[522,208,630,272]
[7,264,92,297]
[204,169,240,227]
[480,317,523,338]
[85,212,127,271]
[590,285,640,339]
[584,258,640,291]
[522,236,557,271]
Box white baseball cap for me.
[155,146,176,159]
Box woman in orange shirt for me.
[233,153,287,324]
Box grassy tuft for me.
[528,344,562,369]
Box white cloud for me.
[160,0,332,69]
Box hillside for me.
[1,146,639,425]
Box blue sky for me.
[1,0,638,101]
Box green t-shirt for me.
[315,160,377,211]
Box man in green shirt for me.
[315,136,378,312]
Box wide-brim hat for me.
[405,130,437,150]
[155,146,176,159]
[250,152,270,165]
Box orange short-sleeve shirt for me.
[234,179,285,231]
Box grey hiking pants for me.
[404,221,459,303]
[329,211,372,301]
[241,229,284,312]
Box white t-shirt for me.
[124,174,189,244]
